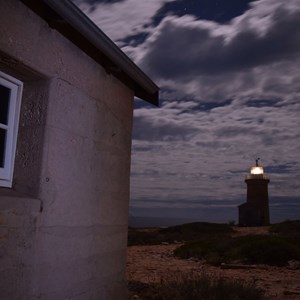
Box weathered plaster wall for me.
[0,0,134,299]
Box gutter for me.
[23,0,159,105]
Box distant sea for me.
[129,207,300,228]
[129,198,300,227]
[129,216,210,228]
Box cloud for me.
[141,0,300,72]
[130,94,300,206]
[151,0,256,26]
[72,0,174,48]
[73,0,300,221]
[138,0,300,101]
[132,103,202,141]
[72,0,125,5]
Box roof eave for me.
[22,0,159,106]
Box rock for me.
[187,257,198,262]
[287,259,300,270]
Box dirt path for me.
[126,227,300,299]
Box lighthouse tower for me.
[239,159,270,226]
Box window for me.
[0,71,23,187]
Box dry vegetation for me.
[127,221,300,299]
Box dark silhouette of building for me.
[239,159,270,226]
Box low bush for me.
[174,238,230,265]
[128,229,163,246]
[270,220,300,240]
[160,222,233,236]
[175,235,300,266]
[228,235,300,266]
[128,222,233,246]
[128,273,267,300]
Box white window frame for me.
[0,71,23,188]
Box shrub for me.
[128,229,163,246]
[175,235,300,266]
[128,273,267,300]
[128,222,233,246]
[270,220,300,237]
[228,235,300,266]
[160,222,233,236]
[174,238,230,265]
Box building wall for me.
[239,178,270,226]
[246,179,270,226]
[0,1,134,299]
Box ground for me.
[126,226,300,299]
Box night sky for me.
[72,0,300,224]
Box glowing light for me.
[250,166,264,174]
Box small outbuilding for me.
[0,1,158,299]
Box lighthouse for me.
[238,158,270,226]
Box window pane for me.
[0,84,10,125]
[0,128,6,168]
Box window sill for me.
[0,188,41,213]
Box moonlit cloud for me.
[72,0,300,223]
[131,96,300,206]
[138,0,300,101]
[73,0,174,47]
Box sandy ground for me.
[126,227,300,299]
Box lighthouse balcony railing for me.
[245,174,269,180]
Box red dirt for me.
[126,227,300,299]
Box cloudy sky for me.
[72,0,300,224]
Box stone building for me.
[239,159,270,226]
[0,0,158,299]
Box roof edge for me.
[24,0,159,105]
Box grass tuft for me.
[128,273,267,300]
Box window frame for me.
[0,71,23,187]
